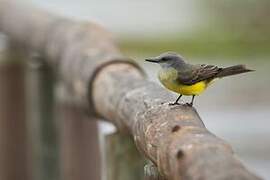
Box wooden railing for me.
[0,0,262,180]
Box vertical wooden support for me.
[105,132,146,180]
[26,55,59,180]
[58,104,101,180]
[0,41,29,180]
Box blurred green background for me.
[120,0,270,58]
[3,0,270,179]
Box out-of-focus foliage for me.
[202,0,270,41]
[119,0,270,58]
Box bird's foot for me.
[185,103,193,107]
[169,102,181,106]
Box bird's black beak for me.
[145,58,160,63]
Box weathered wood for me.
[144,162,166,180]
[57,104,101,180]
[105,132,146,180]
[0,0,126,114]
[93,64,262,180]
[0,1,262,180]
[26,55,59,180]
[0,42,30,180]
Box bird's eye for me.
[161,57,169,61]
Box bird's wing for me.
[177,64,222,85]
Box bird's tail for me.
[216,65,254,78]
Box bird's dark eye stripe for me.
[161,57,169,61]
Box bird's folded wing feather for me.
[177,64,222,85]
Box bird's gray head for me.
[145,52,186,69]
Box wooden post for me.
[57,104,101,180]
[105,132,146,180]
[0,40,29,180]
[25,55,59,180]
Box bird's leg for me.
[169,94,182,106]
[186,95,195,106]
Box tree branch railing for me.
[0,0,262,179]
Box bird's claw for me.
[185,103,193,107]
[169,102,181,106]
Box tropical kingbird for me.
[145,52,253,106]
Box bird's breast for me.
[158,68,178,82]
[158,68,207,96]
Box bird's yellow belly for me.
[161,80,207,96]
[158,69,207,96]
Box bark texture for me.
[144,162,166,180]
[0,1,262,180]
[93,64,261,180]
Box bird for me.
[145,52,254,106]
